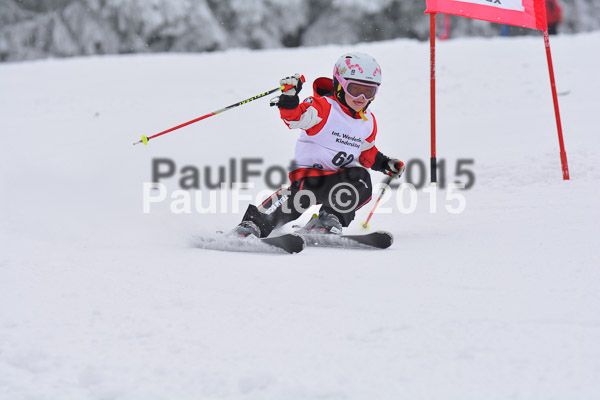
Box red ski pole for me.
[133,75,305,146]
[361,175,394,230]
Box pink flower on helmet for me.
[345,59,363,73]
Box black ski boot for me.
[303,209,343,234]
[232,221,261,238]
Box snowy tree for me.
[0,0,598,62]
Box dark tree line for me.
[1,0,597,62]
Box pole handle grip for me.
[281,75,306,92]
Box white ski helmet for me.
[333,52,382,86]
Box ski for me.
[193,233,305,254]
[260,233,306,254]
[297,230,393,249]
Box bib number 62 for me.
[332,151,354,168]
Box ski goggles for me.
[344,81,379,100]
[336,74,379,101]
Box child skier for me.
[233,52,405,238]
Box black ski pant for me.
[240,167,373,238]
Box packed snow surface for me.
[1,32,599,399]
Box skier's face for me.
[345,92,368,112]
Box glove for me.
[384,159,405,178]
[271,74,303,110]
[280,73,303,96]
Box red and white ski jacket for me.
[280,77,383,183]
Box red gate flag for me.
[425,0,547,30]
[423,0,570,180]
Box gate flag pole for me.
[543,29,570,180]
[430,12,437,184]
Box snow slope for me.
[1,32,599,399]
